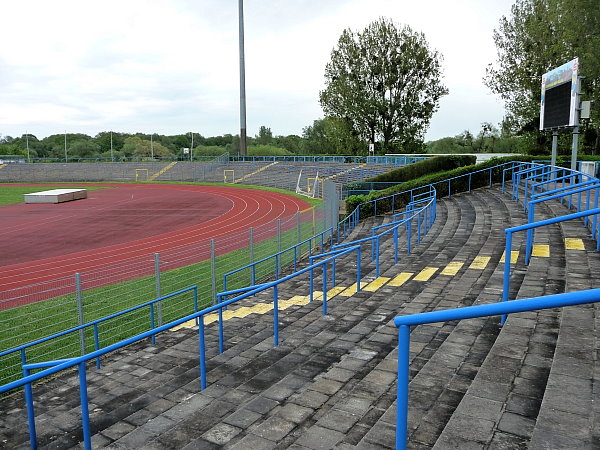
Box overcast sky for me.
[1,0,514,143]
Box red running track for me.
[0,184,311,308]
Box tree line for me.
[0,128,303,160]
[0,122,528,161]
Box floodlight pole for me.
[110,131,114,162]
[238,0,247,156]
[151,134,154,159]
[190,132,193,161]
[64,131,68,163]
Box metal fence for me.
[0,181,339,387]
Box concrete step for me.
[2,184,598,449]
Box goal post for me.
[224,169,235,183]
[135,169,149,182]
[307,176,322,197]
[295,170,320,198]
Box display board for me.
[540,58,579,130]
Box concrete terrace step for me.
[429,191,565,448]
[1,185,598,449]
[353,188,528,448]
[430,186,599,449]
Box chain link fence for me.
[0,178,339,386]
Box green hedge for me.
[346,155,536,217]
[364,155,477,183]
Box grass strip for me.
[0,216,326,385]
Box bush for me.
[365,155,477,183]
[346,155,536,217]
[194,145,228,156]
[247,145,293,156]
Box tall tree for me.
[121,137,172,157]
[320,18,448,153]
[256,126,273,145]
[485,0,600,151]
[302,117,362,155]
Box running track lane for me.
[0,184,311,308]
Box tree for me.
[485,0,600,152]
[256,126,273,145]
[273,135,302,154]
[121,137,172,157]
[69,140,100,158]
[94,132,125,154]
[320,18,448,153]
[302,117,362,155]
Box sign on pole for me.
[540,58,579,130]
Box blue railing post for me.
[294,247,298,272]
[309,265,314,302]
[394,227,399,264]
[407,217,412,254]
[22,358,37,450]
[375,236,380,278]
[322,263,328,316]
[371,229,376,261]
[198,317,206,389]
[526,203,535,264]
[332,258,337,288]
[273,285,279,346]
[78,362,91,450]
[502,230,513,325]
[396,324,410,450]
[356,246,362,292]
[218,299,225,353]
[594,188,599,239]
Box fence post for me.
[211,239,217,305]
[277,219,282,253]
[297,211,301,245]
[154,253,163,326]
[75,273,86,356]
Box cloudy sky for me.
[1,0,514,142]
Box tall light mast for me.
[238,0,247,156]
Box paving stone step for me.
[2,183,598,449]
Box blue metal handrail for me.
[525,183,600,262]
[213,244,361,365]
[332,194,435,277]
[393,287,600,449]
[0,286,197,373]
[223,227,334,290]
[1,242,361,450]
[502,207,600,322]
